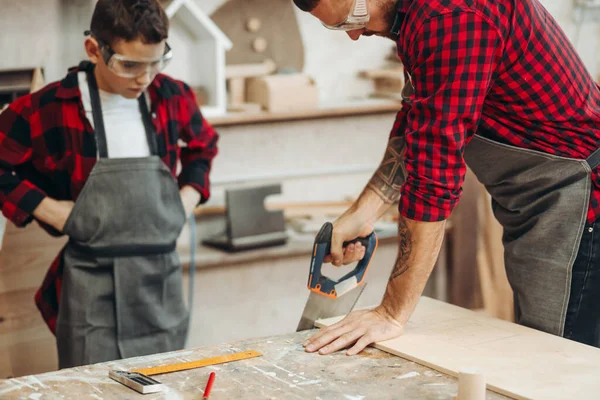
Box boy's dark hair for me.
[90,0,169,46]
[293,0,321,12]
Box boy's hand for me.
[179,185,201,217]
[33,198,75,233]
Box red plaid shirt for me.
[392,0,600,222]
[0,64,218,333]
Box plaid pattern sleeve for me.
[176,83,219,204]
[0,97,48,227]
[398,12,503,221]
[389,100,411,140]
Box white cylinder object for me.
[458,368,486,400]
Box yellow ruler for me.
[131,350,262,376]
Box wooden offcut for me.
[316,297,600,400]
[246,74,318,112]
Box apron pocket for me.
[62,179,98,242]
[114,252,189,358]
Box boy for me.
[0,0,218,368]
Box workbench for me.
[0,330,509,399]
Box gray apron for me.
[401,80,600,337]
[464,136,600,336]
[55,67,188,368]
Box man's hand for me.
[303,307,404,356]
[326,208,374,267]
[33,197,75,233]
[179,185,201,217]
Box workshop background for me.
[1,0,600,378]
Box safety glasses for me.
[321,0,370,31]
[84,30,173,78]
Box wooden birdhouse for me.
[161,0,233,117]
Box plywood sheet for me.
[316,296,600,400]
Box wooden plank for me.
[448,168,482,309]
[0,325,57,379]
[476,184,514,321]
[0,288,42,335]
[0,221,65,295]
[0,221,65,378]
[359,67,404,80]
[225,60,276,79]
[194,200,355,217]
[316,297,600,400]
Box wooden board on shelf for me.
[316,296,600,400]
[207,100,402,127]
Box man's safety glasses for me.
[321,0,370,31]
[84,30,173,78]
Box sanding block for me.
[296,222,378,331]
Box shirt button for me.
[151,112,157,119]
[589,227,594,233]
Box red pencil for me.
[203,371,216,399]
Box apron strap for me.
[86,69,109,159]
[85,67,159,158]
[138,93,159,156]
[586,147,600,170]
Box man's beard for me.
[362,30,399,41]
[364,0,400,41]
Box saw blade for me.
[296,283,367,332]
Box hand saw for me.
[296,222,378,331]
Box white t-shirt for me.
[78,72,150,158]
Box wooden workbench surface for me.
[0,330,509,400]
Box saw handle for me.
[308,222,378,298]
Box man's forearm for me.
[358,134,446,325]
[353,136,407,221]
[365,136,407,205]
[379,215,446,325]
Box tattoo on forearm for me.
[390,217,412,280]
[367,137,407,204]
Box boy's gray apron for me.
[401,80,600,337]
[55,66,188,368]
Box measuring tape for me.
[130,350,262,376]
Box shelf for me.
[208,99,402,127]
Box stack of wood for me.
[225,59,319,114]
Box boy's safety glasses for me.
[84,30,173,78]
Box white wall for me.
[1,0,596,98]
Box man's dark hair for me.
[90,0,169,46]
[293,0,320,12]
